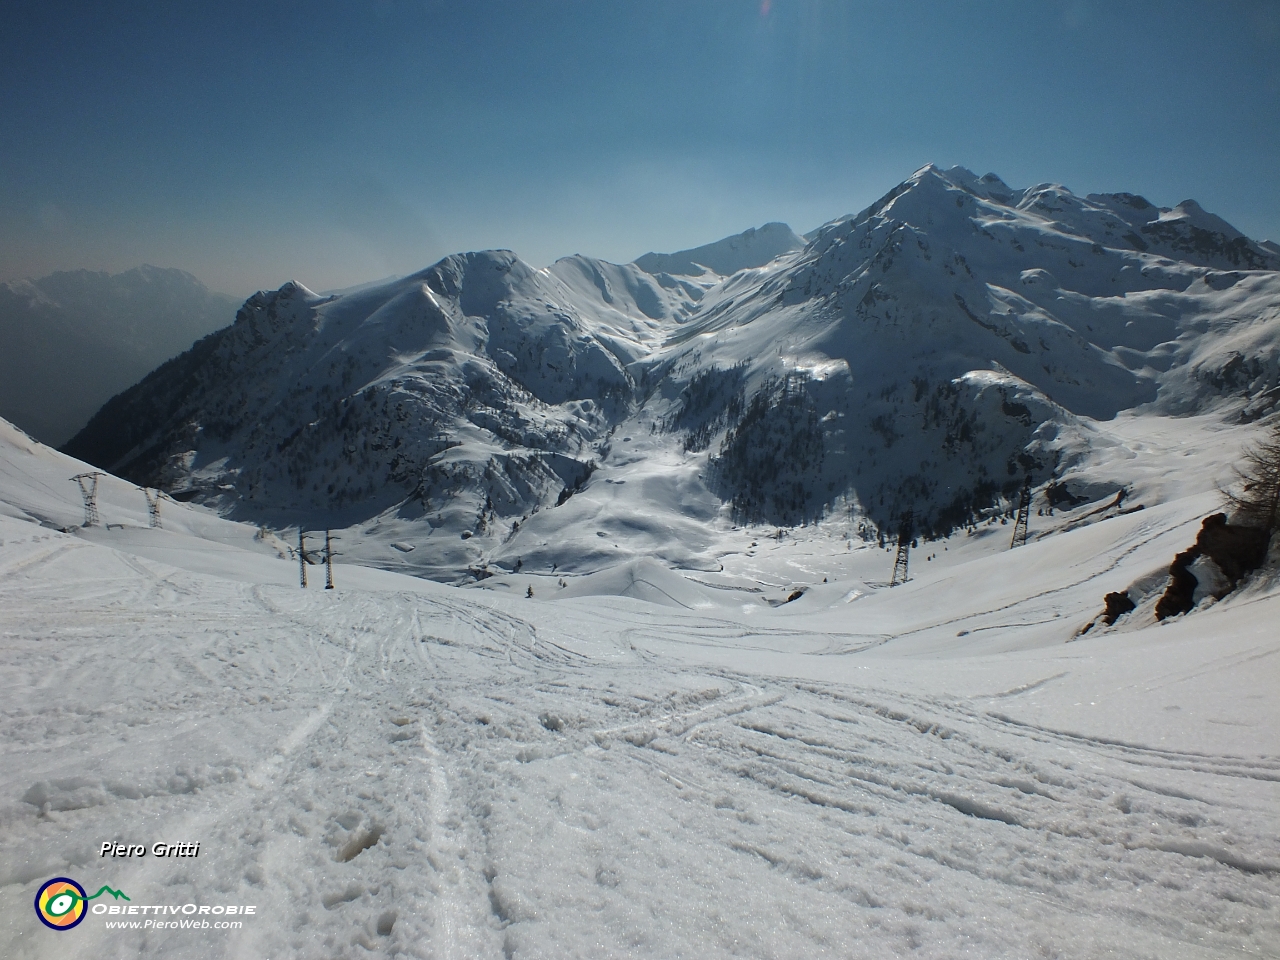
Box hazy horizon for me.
[4,0,1279,299]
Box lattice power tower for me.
[890,509,913,587]
[1010,479,1032,549]
[298,530,312,588]
[297,530,339,589]
[324,530,339,590]
[70,473,105,526]
[143,488,164,528]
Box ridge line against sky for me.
[3,0,1278,299]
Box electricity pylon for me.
[143,488,164,528]
[890,509,913,586]
[297,529,338,589]
[298,529,311,588]
[323,530,339,590]
[70,473,104,526]
[1010,478,1032,549]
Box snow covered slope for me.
[640,165,1280,535]
[60,167,1280,583]
[2,415,1278,959]
[633,221,805,277]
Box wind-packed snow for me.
[3,400,1278,959]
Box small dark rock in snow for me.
[1101,591,1136,625]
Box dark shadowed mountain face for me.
[0,266,238,446]
[61,167,1280,581]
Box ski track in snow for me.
[2,523,1277,960]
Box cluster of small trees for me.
[712,373,825,526]
[665,362,748,453]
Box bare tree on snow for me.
[1222,419,1280,542]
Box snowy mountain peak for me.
[1158,198,1247,238]
[275,279,321,299]
[633,221,805,278]
[59,166,1280,580]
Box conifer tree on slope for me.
[1222,418,1280,542]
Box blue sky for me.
[3,0,1279,297]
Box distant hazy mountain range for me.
[61,166,1280,581]
[0,266,238,446]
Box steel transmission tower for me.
[143,488,163,528]
[323,530,339,590]
[298,529,310,588]
[296,530,337,589]
[890,509,913,586]
[70,473,104,526]
[1010,479,1032,549]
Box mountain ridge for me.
[61,166,1280,581]
[634,222,806,278]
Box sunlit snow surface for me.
[1,415,1277,959]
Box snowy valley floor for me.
[1,432,1279,957]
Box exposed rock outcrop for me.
[1154,513,1270,620]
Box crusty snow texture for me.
[2,404,1278,959]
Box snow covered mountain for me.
[61,166,1280,582]
[633,221,805,277]
[8,169,1280,960]
[0,266,238,447]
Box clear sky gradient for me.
[3,0,1278,298]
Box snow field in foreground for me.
[2,408,1279,958]
[1,500,1278,959]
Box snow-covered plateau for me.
[3,165,1279,957]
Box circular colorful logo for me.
[35,877,88,931]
